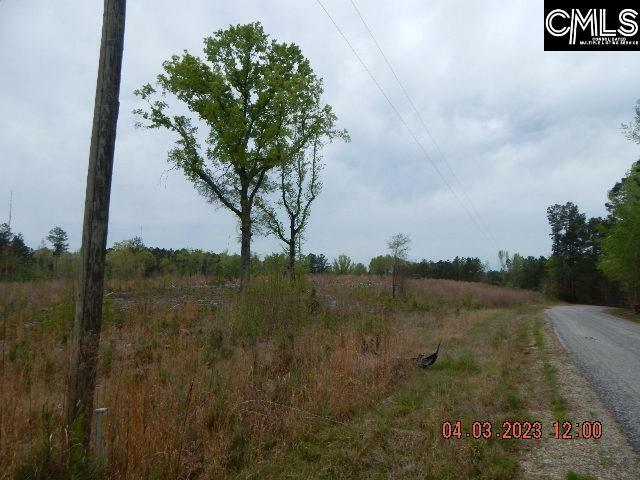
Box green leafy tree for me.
[600,167,640,310]
[369,254,394,275]
[0,223,33,280]
[387,233,411,298]
[405,257,485,282]
[106,237,154,278]
[606,160,640,222]
[307,253,329,273]
[258,126,347,277]
[497,250,546,290]
[0,223,12,279]
[546,203,589,301]
[352,262,367,275]
[332,254,354,275]
[622,100,640,144]
[47,226,69,256]
[175,249,218,276]
[134,23,339,289]
[546,203,616,303]
[216,251,242,278]
[262,252,288,273]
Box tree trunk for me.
[287,222,296,278]
[392,258,397,299]
[288,241,296,279]
[66,0,126,450]
[239,208,251,290]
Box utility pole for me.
[66,0,126,450]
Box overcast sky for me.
[1,0,639,266]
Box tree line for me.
[0,227,489,283]
[544,164,639,308]
[0,224,74,281]
[539,101,640,310]
[0,220,550,296]
[2,189,637,311]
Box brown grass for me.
[0,274,543,479]
[312,274,543,310]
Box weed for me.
[502,388,524,412]
[9,339,32,372]
[566,471,596,480]
[13,407,65,480]
[99,340,116,376]
[202,328,232,365]
[39,298,74,343]
[133,340,157,367]
[437,352,481,374]
[533,317,568,420]
[533,318,544,350]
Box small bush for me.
[39,297,74,343]
[437,352,481,374]
[9,339,32,371]
[202,329,231,365]
[13,408,65,480]
[502,388,524,411]
[235,274,309,337]
[566,471,596,480]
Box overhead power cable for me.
[314,0,497,249]
[347,0,499,248]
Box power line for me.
[314,0,496,248]
[347,0,499,248]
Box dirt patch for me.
[520,317,640,479]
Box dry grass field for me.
[0,274,551,479]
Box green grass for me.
[436,352,482,374]
[236,308,542,479]
[566,471,596,480]
[532,317,568,420]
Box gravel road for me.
[546,305,640,452]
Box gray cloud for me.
[1,0,638,266]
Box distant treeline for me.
[0,226,501,283]
[0,225,542,289]
[2,155,638,310]
[370,254,485,282]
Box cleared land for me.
[0,275,620,479]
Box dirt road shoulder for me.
[520,312,640,479]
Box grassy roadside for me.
[240,306,553,479]
[0,276,549,479]
[523,312,612,480]
[532,316,567,421]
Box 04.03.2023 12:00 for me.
[440,420,603,440]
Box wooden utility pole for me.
[66,0,126,449]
